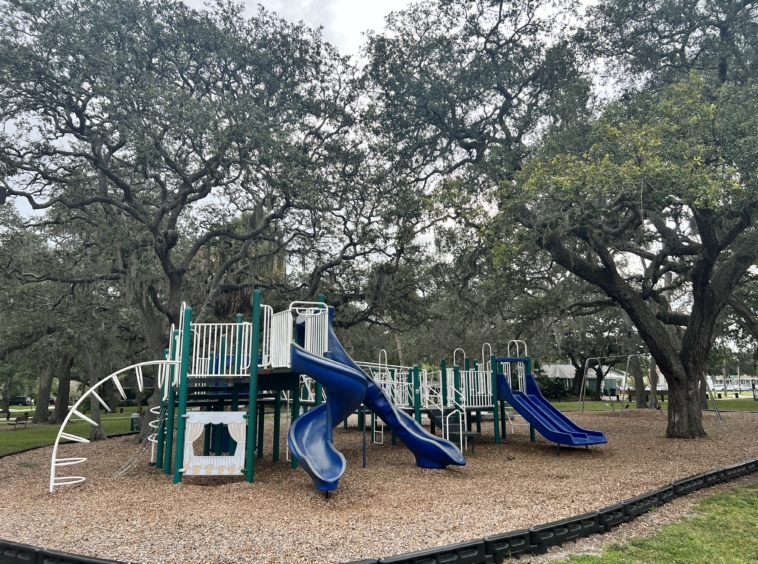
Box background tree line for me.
[1,0,756,439]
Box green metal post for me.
[413,365,421,423]
[391,369,397,445]
[464,358,470,371]
[314,294,325,407]
[173,307,193,484]
[257,399,265,459]
[155,348,169,470]
[440,359,448,408]
[208,351,215,375]
[163,331,179,475]
[530,425,536,442]
[491,354,500,445]
[291,383,300,469]
[245,289,261,483]
[273,393,281,462]
[500,400,506,439]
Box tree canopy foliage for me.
[1,0,757,440]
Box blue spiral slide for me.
[287,309,465,491]
[497,372,606,448]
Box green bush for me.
[536,374,570,400]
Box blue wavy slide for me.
[497,372,606,447]
[287,309,465,491]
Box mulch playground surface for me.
[0,410,756,563]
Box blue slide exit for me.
[497,372,606,447]
[287,309,464,491]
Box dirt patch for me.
[0,410,756,564]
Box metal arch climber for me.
[49,359,179,492]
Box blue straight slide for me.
[287,308,465,491]
[497,372,606,447]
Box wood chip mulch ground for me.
[0,409,756,564]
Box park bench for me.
[4,412,29,430]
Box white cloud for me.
[182,0,413,56]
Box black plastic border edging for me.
[342,455,758,564]
[0,432,138,460]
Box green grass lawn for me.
[0,406,144,456]
[552,398,758,413]
[559,482,758,563]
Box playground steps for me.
[427,409,481,444]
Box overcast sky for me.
[182,0,414,56]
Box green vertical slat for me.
[273,393,281,462]
[203,423,211,455]
[491,354,500,445]
[245,290,261,483]
[173,307,193,483]
[441,358,448,408]
[257,398,265,459]
[291,384,300,469]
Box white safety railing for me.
[360,362,415,408]
[507,340,528,358]
[270,302,328,368]
[189,322,252,378]
[50,359,180,492]
[271,310,293,368]
[459,369,493,408]
[260,305,273,367]
[498,361,529,433]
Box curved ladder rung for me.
[54,457,87,467]
[111,374,127,400]
[89,390,111,413]
[53,476,86,486]
[72,409,100,427]
[60,432,90,444]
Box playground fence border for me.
[0,445,755,564]
[341,455,758,564]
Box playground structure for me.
[50,291,606,493]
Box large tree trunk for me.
[649,358,658,410]
[592,365,604,401]
[54,355,74,424]
[1,376,12,413]
[82,346,107,441]
[33,359,55,424]
[666,370,704,438]
[630,356,647,408]
[571,362,585,397]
